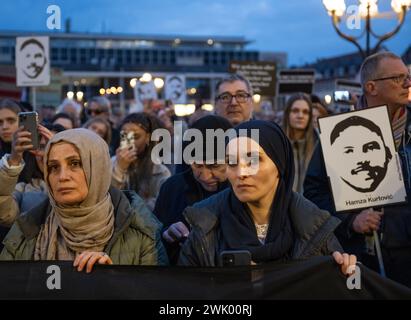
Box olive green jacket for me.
[0,187,169,265]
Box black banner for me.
[0,256,410,300]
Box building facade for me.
[0,31,287,109]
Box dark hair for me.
[331,116,384,145]
[0,99,21,115]
[120,112,164,195]
[330,115,392,166]
[20,38,45,51]
[51,112,75,129]
[168,76,182,83]
[283,93,316,169]
[18,122,66,184]
[43,122,66,134]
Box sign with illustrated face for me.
[318,105,407,212]
[16,36,50,87]
[134,81,158,104]
[165,75,186,104]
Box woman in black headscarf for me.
[178,120,356,274]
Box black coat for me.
[153,169,229,264]
[178,189,342,266]
[304,106,411,287]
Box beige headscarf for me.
[34,128,114,260]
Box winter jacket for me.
[111,156,171,211]
[0,154,47,251]
[178,189,342,266]
[154,169,229,264]
[0,187,169,266]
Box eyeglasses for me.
[216,92,251,104]
[87,109,103,116]
[372,73,411,86]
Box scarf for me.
[392,106,407,150]
[220,120,294,263]
[34,129,114,260]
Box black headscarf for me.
[220,120,295,263]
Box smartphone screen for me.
[333,91,351,103]
[18,111,39,149]
[219,250,251,266]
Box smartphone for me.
[18,111,39,150]
[120,131,135,150]
[219,250,251,267]
[333,90,352,104]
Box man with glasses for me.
[87,96,120,155]
[304,52,411,287]
[215,74,254,126]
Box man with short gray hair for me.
[214,74,254,126]
[304,51,411,287]
[87,96,112,120]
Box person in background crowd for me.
[0,123,65,251]
[57,99,82,128]
[0,99,22,248]
[38,105,56,124]
[0,129,168,271]
[304,51,411,287]
[0,99,21,158]
[154,115,232,264]
[188,99,212,126]
[51,112,75,130]
[87,96,120,155]
[82,117,112,153]
[111,112,171,211]
[215,74,254,126]
[283,93,318,193]
[310,95,329,131]
[178,120,356,276]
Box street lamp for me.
[323,0,411,58]
[154,78,164,89]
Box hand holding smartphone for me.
[120,131,135,151]
[18,111,39,150]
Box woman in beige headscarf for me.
[0,128,168,272]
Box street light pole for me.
[323,0,410,59]
[366,2,371,57]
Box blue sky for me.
[1,0,410,65]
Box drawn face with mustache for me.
[20,40,47,79]
[330,116,392,193]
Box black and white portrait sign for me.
[318,105,407,212]
[15,36,50,87]
[134,81,158,103]
[165,75,186,104]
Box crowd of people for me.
[0,51,410,288]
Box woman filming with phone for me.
[0,114,65,249]
[178,120,356,276]
[111,112,171,211]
